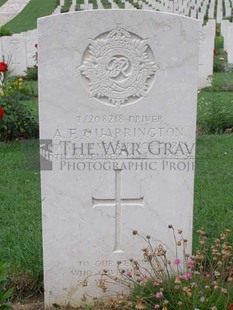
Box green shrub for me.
[115,0,125,8]
[215,35,223,50]
[0,77,38,141]
[0,97,39,141]
[0,27,11,37]
[213,60,225,72]
[24,65,38,81]
[101,0,111,9]
[61,0,72,12]
[60,5,70,12]
[198,96,233,134]
[3,77,33,98]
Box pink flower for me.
[153,281,159,286]
[126,271,132,277]
[142,274,149,279]
[206,273,211,279]
[155,292,163,299]
[154,305,160,309]
[187,259,194,268]
[212,281,217,286]
[182,273,192,280]
[174,258,181,265]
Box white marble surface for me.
[0,35,27,75]
[227,24,233,63]
[0,30,37,75]
[38,10,199,308]
[198,20,215,88]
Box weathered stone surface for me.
[38,10,199,308]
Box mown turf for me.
[193,134,233,248]
[197,71,233,133]
[0,141,42,288]
[0,0,7,7]
[4,0,58,33]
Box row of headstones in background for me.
[0,29,37,76]
[1,20,233,88]
[221,19,233,63]
[54,0,233,23]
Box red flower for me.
[0,107,4,119]
[229,304,233,310]
[0,62,8,72]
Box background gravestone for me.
[198,20,215,89]
[1,35,27,76]
[38,10,200,308]
[227,24,233,64]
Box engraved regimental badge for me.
[78,26,159,107]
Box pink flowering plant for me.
[83,226,233,310]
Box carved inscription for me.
[48,113,195,172]
[78,25,159,106]
[72,259,144,285]
[10,39,20,49]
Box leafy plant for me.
[0,263,13,309]
[101,0,111,9]
[0,27,11,37]
[0,73,38,141]
[3,77,33,97]
[198,96,233,134]
[213,60,225,72]
[0,94,38,141]
[24,65,38,81]
[61,0,72,12]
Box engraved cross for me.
[92,169,144,253]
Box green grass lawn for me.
[197,72,233,133]
[193,135,233,246]
[212,71,233,89]
[4,0,58,33]
[0,141,42,293]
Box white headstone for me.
[80,0,93,10]
[198,20,216,88]
[25,29,38,68]
[69,0,76,11]
[227,24,233,63]
[1,35,27,76]
[221,19,230,51]
[38,10,200,308]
